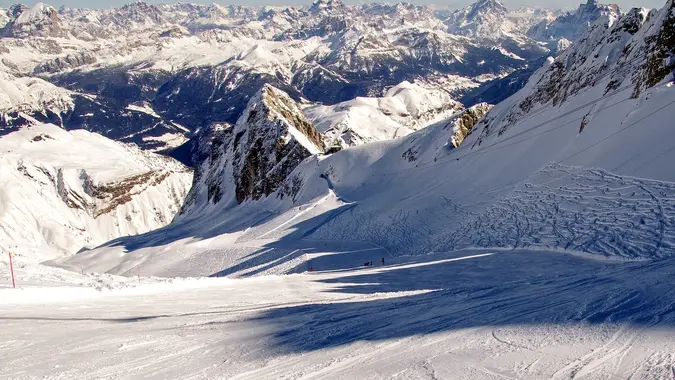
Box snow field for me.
[3,249,675,379]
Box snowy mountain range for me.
[48,0,675,278]
[2,0,673,269]
[0,0,575,155]
[2,1,675,378]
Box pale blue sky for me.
[0,0,666,11]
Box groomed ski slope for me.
[3,249,675,379]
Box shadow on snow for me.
[241,250,675,353]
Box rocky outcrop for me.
[232,85,324,203]
[630,0,675,96]
[33,51,97,74]
[447,102,493,148]
[180,85,324,215]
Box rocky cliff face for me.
[1,3,64,38]
[180,84,324,215]
[448,102,493,148]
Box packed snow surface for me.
[3,249,675,379]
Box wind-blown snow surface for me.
[4,249,675,379]
[0,124,193,262]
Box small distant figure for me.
[309,265,313,272]
[364,262,370,267]
[381,257,385,265]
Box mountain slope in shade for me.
[0,124,193,262]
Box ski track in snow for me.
[3,249,675,379]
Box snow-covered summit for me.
[527,0,621,43]
[305,81,464,148]
[1,2,63,37]
[446,0,510,39]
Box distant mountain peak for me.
[2,2,62,38]
[471,0,507,12]
[309,0,345,14]
[446,0,511,39]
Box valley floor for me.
[2,249,675,379]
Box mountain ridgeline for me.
[0,0,620,156]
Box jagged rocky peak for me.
[233,84,324,203]
[526,0,621,43]
[117,1,165,25]
[309,0,345,15]
[180,84,324,215]
[2,2,63,38]
[445,0,511,39]
[470,0,508,15]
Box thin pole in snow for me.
[137,265,140,283]
[8,252,15,289]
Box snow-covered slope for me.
[305,81,463,148]
[0,124,193,262]
[0,71,74,128]
[53,0,675,278]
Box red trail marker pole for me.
[9,252,15,289]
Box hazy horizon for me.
[0,0,667,11]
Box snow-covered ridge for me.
[0,124,193,262]
[305,81,464,148]
[0,71,73,116]
[474,3,664,141]
[0,0,563,153]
